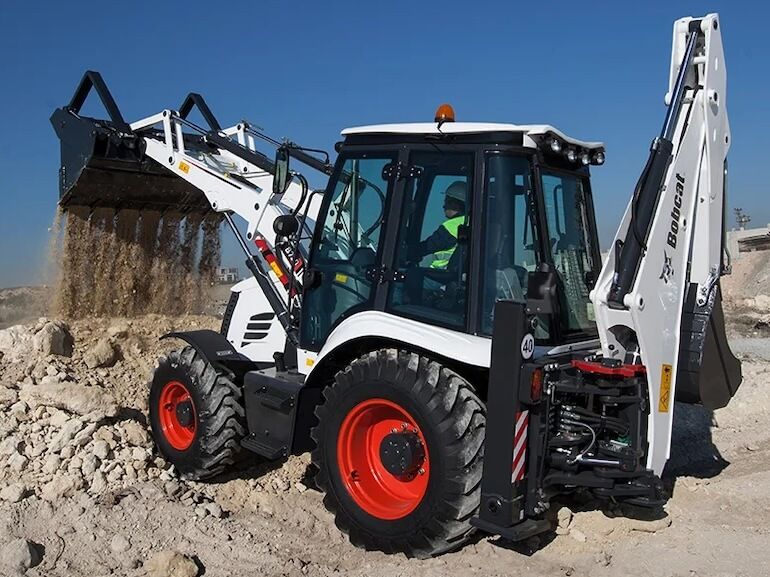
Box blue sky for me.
[0,1,766,287]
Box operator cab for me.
[299,107,606,351]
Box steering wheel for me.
[349,246,377,270]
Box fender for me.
[309,311,492,374]
[302,311,601,380]
[161,329,262,371]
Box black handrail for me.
[67,70,131,133]
[178,92,222,133]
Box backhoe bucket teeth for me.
[51,108,210,213]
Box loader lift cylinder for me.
[607,24,700,308]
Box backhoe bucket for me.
[676,282,742,410]
[51,71,210,213]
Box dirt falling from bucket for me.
[53,208,221,318]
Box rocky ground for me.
[0,261,768,576]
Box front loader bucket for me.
[676,282,742,410]
[51,110,210,213]
[51,71,210,213]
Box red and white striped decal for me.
[254,235,298,297]
[511,410,529,483]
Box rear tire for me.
[311,349,485,558]
[149,346,246,480]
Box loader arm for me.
[590,14,741,474]
[52,73,332,343]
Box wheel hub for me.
[175,400,194,428]
[379,432,425,476]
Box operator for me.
[417,180,467,269]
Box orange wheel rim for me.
[158,380,197,450]
[337,398,430,520]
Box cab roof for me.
[341,122,604,150]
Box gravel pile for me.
[0,323,161,500]
[0,315,222,575]
[0,300,769,576]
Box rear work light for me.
[530,368,543,402]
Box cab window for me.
[300,154,393,347]
[387,151,473,330]
[541,171,597,335]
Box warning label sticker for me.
[659,364,673,413]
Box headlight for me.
[565,147,577,163]
[546,136,562,153]
[580,151,590,165]
[593,151,605,165]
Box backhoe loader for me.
[51,14,741,557]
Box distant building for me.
[727,224,770,260]
[216,266,240,284]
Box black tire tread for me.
[311,348,485,558]
[150,346,245,480]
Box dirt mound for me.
[722,250,770,301]
[1,313,770,576]
[51,208,223,319]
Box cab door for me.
[300,150,402,349]
[386,149,475,331]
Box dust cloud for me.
[52,208,222,318]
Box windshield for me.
[540,169,598,335]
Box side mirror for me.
[273,146,291,195]
[526,265,559,315]
[273,214,299,237]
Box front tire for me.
[311,349,485,558]
[149,347,246,480]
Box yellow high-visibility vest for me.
[430,216,464,269]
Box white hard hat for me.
[445,181,467,203]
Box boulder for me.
[110,534,131,553]
[0,326,33,362]
[0,436,22,457]
[7,452,28,472]
[83,339,117,369]
[32,321,74,357]
[120,421,150,446]
[556,506,573,535]
[19,381,118,421]
[0,539,42,574]
[49,418,85,453]
[0,483,27,503]
[89,470,107,494]
[145,550,199,577]
[91,440,110,460]
[0,386,18,409]
[107,322,130,340]
[40,474,82,501]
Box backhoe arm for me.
[590,14,741,474]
